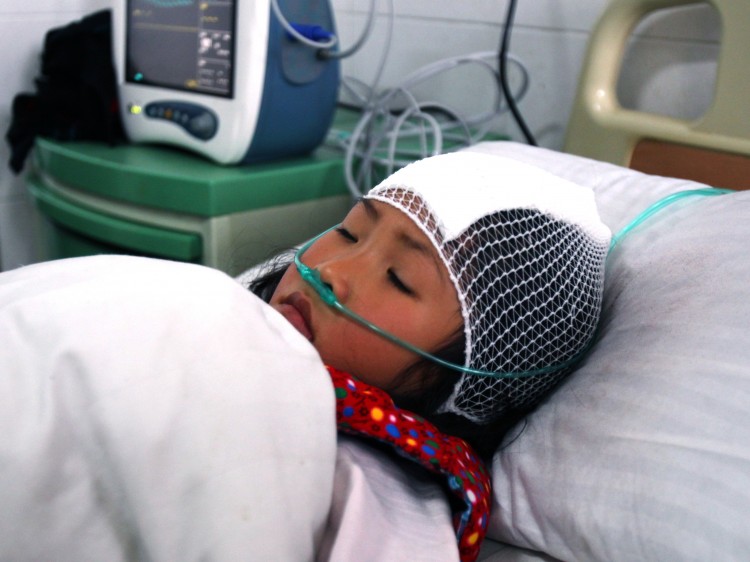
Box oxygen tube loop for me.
[294,188,731,380]
[294,226,591,380]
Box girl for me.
[250,151,610,559]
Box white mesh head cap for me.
[365,151,611,423]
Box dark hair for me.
[392,361,529,460]
[247,251,295,302]
[247,253,530,460]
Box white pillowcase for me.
[466,143,750,561]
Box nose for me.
[315,253,355,304]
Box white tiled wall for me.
[0,0,721,271]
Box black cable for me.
[498,0,537,146]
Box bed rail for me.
[564,0,750,189]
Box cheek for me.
[316,317,418,389]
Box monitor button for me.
[188,112,218,140]
[144,101,219,141]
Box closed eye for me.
[335,226,357,242]
[388,269,414,295]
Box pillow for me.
[466,143,750,560]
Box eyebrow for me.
[360,198,448,285]
[360,197,379,219]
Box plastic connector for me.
[289,23,333,42]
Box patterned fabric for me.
[328,366,492,562]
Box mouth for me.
[276,292,314,342]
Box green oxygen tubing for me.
[294,229,587,380]
[294,187,732,380]
[608,188,733,251]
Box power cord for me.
[499,0,537,146]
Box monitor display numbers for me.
[127,0,236,97]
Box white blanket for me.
[0,255,465,562]
[0,256,337,561]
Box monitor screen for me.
[126,0,236,98]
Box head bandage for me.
[296,151,610,424]
[365,151,611,423]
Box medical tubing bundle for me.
[334,51,531,198]
[311,0,537,198]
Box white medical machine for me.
[112,0,340,164]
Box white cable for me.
[364,0,394,103]
[386,107,444,175]
[335,51,532,197]
[343,52,528,125]
[322,0,377,59]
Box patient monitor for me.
[112,0,339,164]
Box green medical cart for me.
[27,138,353,277]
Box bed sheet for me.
[320,436,460,562]
[479,540,560,562]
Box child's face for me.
[270,199,462,392]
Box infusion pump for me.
[112,0,339,164]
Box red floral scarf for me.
[328,366,491,562]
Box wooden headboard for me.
[564,0,750,190]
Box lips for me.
[277,292,314,342]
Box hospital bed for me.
[1,0,749,560]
